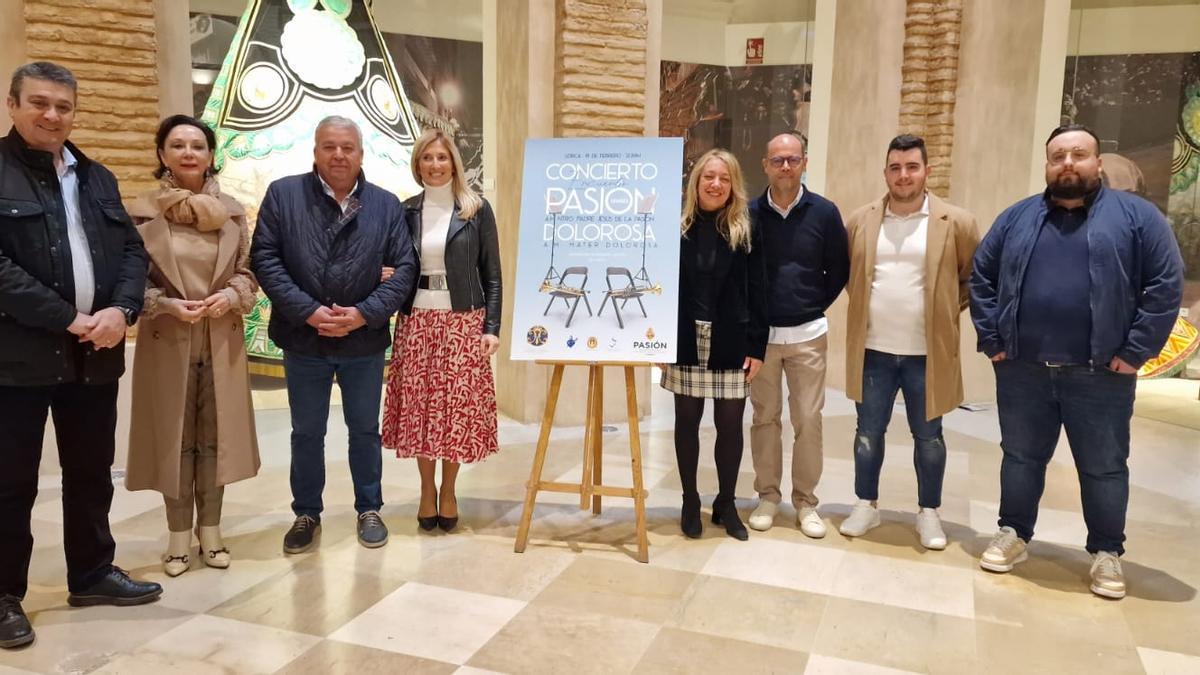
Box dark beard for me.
[1048,174,1101,200]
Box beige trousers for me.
[749,335,827,508]
[165,355,224,531]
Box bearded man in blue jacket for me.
[251,116,417,555]
[970,124,1184,599]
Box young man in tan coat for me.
[840,135,979,549]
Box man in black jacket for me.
[251,116,417,555]
[0,62,160,650]
[747,132,850,537]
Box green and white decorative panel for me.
[202,0,420,367]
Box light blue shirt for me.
[58,146,95,314]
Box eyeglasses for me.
[767,155,805,168]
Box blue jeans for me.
[283,350,386,520]
[994,360,1135,555]
[854,350,946,508]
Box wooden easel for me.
[513,360,650,563]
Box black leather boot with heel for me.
[680,492,702,538]
[711,499,748,541]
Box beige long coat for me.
[124,188,261,498]
[844,193,980,421]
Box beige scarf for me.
[157,175,228,232]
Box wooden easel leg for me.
[579,365,598,511]
[592,367,604,514]
[515,364,566,553]
[625,366,649,563]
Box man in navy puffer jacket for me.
[251,116,417,554]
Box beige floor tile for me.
[632,626,808,674]
[90,652,232,675]
[829,551,975,619]
[973,561,1138,646]
[701,537,846,595]
[411,535,578,601]
[466,603,660,675]
[0,603,191,673]
[328,582,526,665]
[530,556,695,624]
[803,654,922,675]
[209,554,407,637]
[130,614,321,674]
[275,640,459,675]
[970,499,1089,548]
[1137,647,1200,675]
[810,597,976,675]
[452,667,509,675]
[669,575,827,653]
[1120,589,1200,658]
[975,619,1144,674]
[150,556,297,614]
[0,666,46,675]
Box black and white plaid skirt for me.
[660,321,749,399]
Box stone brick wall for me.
[898,0,961,196]
[555,0,648,136]
[24,0,160,198]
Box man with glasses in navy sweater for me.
[747,131,849,536]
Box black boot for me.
[680,493,702,539]
[711,500,748,541]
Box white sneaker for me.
[980,526,1027,572]
[839,500,880,537]
[797,506,827,538]
[748,500,778,532]
[1090,551,1126,599]
[915,508,947,550]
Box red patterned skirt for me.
[381,308,499,463]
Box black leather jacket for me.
[401,192,503,336]
[0,129,147,386]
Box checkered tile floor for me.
[9,385,1200,674]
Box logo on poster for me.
[526,325,549,346]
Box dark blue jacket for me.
[969,187,1184,368]
[250,170,417,358]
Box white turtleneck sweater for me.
[414,182,455,310]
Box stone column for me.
[950,0,1070,403]
[0,0,27,131]
[22,0,161,198]
[807,0,907,394]
[491,0,557,423]
[492,0,658,423]
[898,0,962,197]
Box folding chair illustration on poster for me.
[597,266,649,330]
[541,266,592,328]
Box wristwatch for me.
[115,306,138,326]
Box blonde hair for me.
[681,149,752,251]
[410,128,482,220]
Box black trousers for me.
[0,380,118,599]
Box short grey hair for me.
[314,115,362,145]
[9,61,77,101]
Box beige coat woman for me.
[125,186,260,496]
[844,192,980,420]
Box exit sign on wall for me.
[746,38,764,64]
